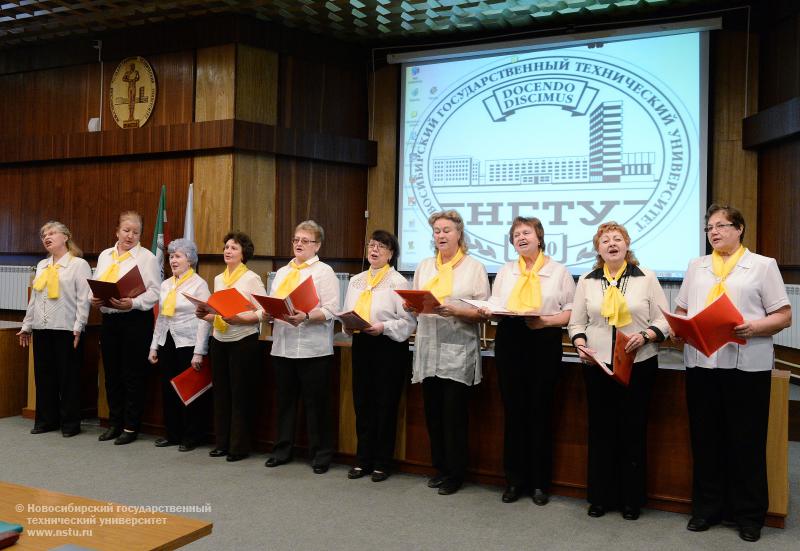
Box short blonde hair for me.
[40,220,82,258]
[592,221,638,269]
[428,210,468,253]
[118,210,143,232]
[295,220,324,244]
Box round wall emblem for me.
[109,56,157,129]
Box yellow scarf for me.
[162,269,194,317]
[32,258,64,299]
[353,264,390,323]
[505,253,545,313]
[214,263,248,333]
[99,247,133,282]
[422,248,464,302]
[600,261,632,327]
[706,245,746,305]
[273,259,310,299]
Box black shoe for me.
[226,453,248,462]
[178,443,196,452]
[347,466,370,479]
[437,478,462,496]
[588,504,606,518]
[371,470,389,482]
[30,425,57,435]
[427,474,446,488]
[501,486,523,503]
[312,464,329,474]
[209,448,228,457]
[622,506,640,520]
[98,427,122,441]
[113,431,137,445]
[739,526,761,542]
[154,438,178,447]
[265,456,290,468]
[62,429,81,438]
[532,489,550,506]
[687,517,719,532]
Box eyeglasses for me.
[291,238,317,245]
[703,223,736,233]
[367,242,390,252]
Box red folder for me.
[394,289,440,314]
[170,362,212,406]
[88,265,146,307]
[661,293,746,356]
[578,330,636,386]
[252,276,319,318]
[183,288,255,318]
[336,310,371,331]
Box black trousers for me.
[583,355,658,508]
[159,332,210,445]
[422,376,471,481]
[272,355,334,467]
[351,332,410,472]
[685,367,771,528]
[100,309,154,432]
[495,322,562,490]
[208,334,260,455]
[32,329,82,433]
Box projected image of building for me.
[589,101,622,183]
[429,101,655,187]
[431,156,480,187]
[486,156,589,185]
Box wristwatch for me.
[639,330,650,343]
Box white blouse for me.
[22,253,92,334]
[150,272,212,355]
[211,269,267,343]
[411,254,490,386]
[342,266,416,343]
[92,243,161,314]
[568,264,670,364]
[675,250,790,372]
[489,257,576,316]
[269,256,341,359]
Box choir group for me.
[19,204,790,542]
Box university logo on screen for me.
[406,54,694,270]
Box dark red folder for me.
[88,265,146,307]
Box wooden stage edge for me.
[0,481,212,550]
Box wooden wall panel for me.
[0,157,190,255]
[195,45,235,123]
[755,6,800,272]
[757,7,800,109]
[366,65,399,238]
[758,141,800,264]
[101,50,195,130]
[0,63,101,137]
[710,30,758,249]
[279,55,368,138]
[233,152,276,256]
[235,45,278,125]
[193,154,233,254]
[275,158,368,260]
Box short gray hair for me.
[168,238,199,266]
[295,220,324,244]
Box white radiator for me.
[0,266,35,310]
[774,284,800,349]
